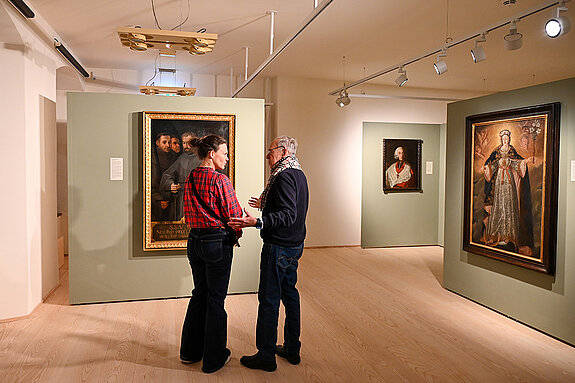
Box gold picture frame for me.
[143,111,235,251]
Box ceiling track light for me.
[471,32,487,63]
[395,66,408,87]
[504,19,523,50]
[328,1,564,96]
[54,39,90,78]
[335,90,351,107]
[433,49,448,75]
[545,0,571,38]
[8,0,35,18]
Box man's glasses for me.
[267,146,285,155]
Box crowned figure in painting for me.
[481,129,534,256]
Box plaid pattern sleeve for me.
[183,167,243,238]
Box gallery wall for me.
[361,122,441,248]
[0,3,62,320]
[273,76,456,247]
[443,77,575,345]
[67,93,265,304]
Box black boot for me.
[240,352,277,372]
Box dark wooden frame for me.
[463,103,560,274]
[383,138,422,193]
[143,111,235,251]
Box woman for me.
[179,135,242,373]
[482,129,533,255]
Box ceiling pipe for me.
[268,10,277,55]
[232,0,334,97]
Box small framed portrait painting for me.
[383,138,422,194]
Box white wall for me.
[273,76,454,247]
[0,3,62,319]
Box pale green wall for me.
[443,77,575,345]
[361,122,441,247]
[68,93,265,304]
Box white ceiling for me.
[23,0,575,95]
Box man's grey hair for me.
[276,136,298,155]
[393,146,404,160]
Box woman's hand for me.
[228,208,257,229]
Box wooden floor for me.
[1,246,574,382]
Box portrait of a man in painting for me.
[383,139,422,193]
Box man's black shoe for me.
[240,353,277,372]
[276,345,301,365]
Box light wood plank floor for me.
[1,246,574,382]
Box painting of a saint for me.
[463,103,560,274]
[481,129,535,255]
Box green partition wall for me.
[68,93,264,304]
[443,77,575,345]
[362,122,441,247]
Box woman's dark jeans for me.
[180,228,234,372]
[256,242,304,361]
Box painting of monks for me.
[143,111,235,251]
[383,138,422,193]
[463,103,560,274]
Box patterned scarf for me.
[260,155,302,209]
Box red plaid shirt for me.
[184,167,242,238]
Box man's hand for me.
[170,183,181,193]
[160,201,169,209]
[248,197,261,209]
[228,208,258,229]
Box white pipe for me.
[268,11,277,55]
[230,67,234,97]
[233,0,334,97]
[314,0,319,8]
[244,46,249,81]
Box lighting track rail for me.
[329,0,563,96]
[54,39,90,78]
[7,0,90,78]
[8,0,34,18]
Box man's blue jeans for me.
[256,242,304,361]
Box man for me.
[170,135,182,157]
[385,146,415,189]
[229,136,309,372]
[160,132,202,221]
[151,132,176,220]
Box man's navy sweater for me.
[261,168,309,247]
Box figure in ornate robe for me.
[386,146,416,189]
[482,129,534,255]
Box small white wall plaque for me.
[425,161,433,175]
[571,160,575,182]
[110,158,123,181]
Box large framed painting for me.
[143,111,235,251]
[463,103,560,274]
[383,138,422,193]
